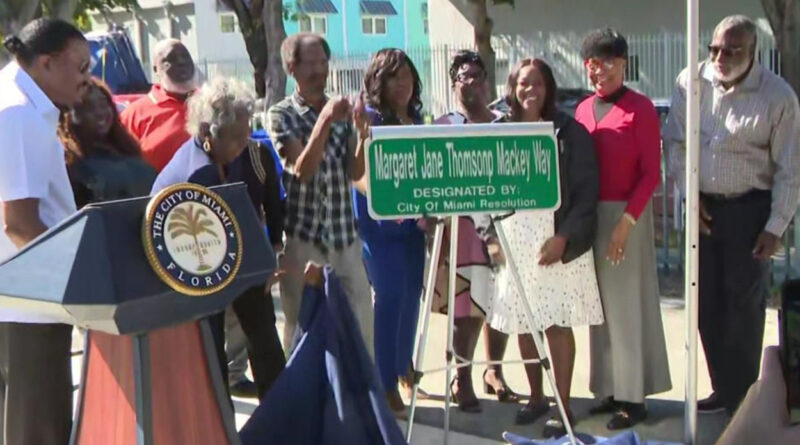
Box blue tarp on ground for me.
[239,267,407,445]
[86,29,149,94]
[503,431,683,445]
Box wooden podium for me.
[0,184,274,445]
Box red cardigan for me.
[574,89,661,220]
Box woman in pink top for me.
[573,28,671,430]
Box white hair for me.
[714,15,757,49]
[186,78,255,138]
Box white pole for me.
[684,0,700,443]
[443,216,459,445]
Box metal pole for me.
[684,0,700,443]
[406,219,446,442]
[443,216,459,445]
[494,220,578,445]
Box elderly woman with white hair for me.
[152,77,286,401]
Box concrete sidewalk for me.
[70,297,778,445]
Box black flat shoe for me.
[607,403,647,430]
[482,369,520,403]
[542,412,575,438]
[698,392,726,414]
[589,396,618,415]
[515,400,550,425]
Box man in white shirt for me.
[0,19,91,445]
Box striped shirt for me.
[267,92,357,251]
[664,61,800,236]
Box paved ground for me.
[70,291,780,445]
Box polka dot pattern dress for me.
[487,210,604,333]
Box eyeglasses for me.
[708,45,744,59]
[456,71,486,83]
[585,58,619,73]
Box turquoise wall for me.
[283,0,430,56]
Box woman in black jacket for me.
[59,78,156,207]
[487,58,604,437]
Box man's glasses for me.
[708,45,744,59]
[585,58,620,73]
[456,71,486,83]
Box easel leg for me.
[443,215,459,445]
[494,220,578,445]
[406,219,446,443]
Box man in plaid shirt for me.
[267,33,373,356]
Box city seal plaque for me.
[143,183,243,296]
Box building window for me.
[423,18,428,34]
[299,14,327,34]
[625,54,640,82]
[362,16,387,35]
[219,12,237,34]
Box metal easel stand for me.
[405,215,579,445]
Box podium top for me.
[0,183,275,335]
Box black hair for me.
[363,48,423,123]
[280,33,331,73]
[448,50,486,87]
[2,18,86,66]
[505,58,557,122]
[580,28,628,60]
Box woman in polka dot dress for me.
[487,58,604,437]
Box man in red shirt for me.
[120,39,195,172]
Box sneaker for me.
[698,393,726,414]
[230,378,259,399]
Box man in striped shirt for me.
[665,15,800,415]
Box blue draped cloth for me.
[239,267,407,445]
[503,431,683,445]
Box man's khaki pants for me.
[279,237,374,358]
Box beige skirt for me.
[589,202,672,403]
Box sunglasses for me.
[708,45,744,59]
[456,71,486,83]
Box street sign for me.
[365,122,560,219]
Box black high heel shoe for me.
[482,369,520,403]
[450,376,482,413]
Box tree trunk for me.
[220,0,269,97]
[51,0,80,22]
[762,0,800,96]
[262,0,287,108]
[0,0,41,65]
[467,0,496,100]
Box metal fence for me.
[198,28,780,119]
[196,30,798,287]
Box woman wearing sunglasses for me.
[574,28,671,430]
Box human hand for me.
[606,216,633,266]
[714,346,800,445]
[322,96,352,122]
[352,94,370,140]
[699,199,712,236]
[486,236,505,266]
[753,231,780,261]
[539,235,567,266]
[303,261,324,288]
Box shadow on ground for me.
[408,397,728,445]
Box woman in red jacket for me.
[573,28,671,430]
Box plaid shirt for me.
[267,92,357,251]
